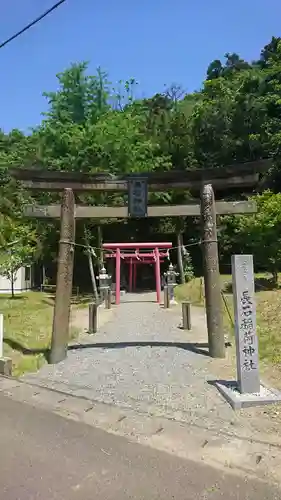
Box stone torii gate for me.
[12,160,269,364]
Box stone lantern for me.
[164,263,179,301]
[97,265,111,302]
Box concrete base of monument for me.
[213,380,281,410]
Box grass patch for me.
[1,291,80,376]
[40,291,94,309]
[175,274,281,366]
[70,293,95,309]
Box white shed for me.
[0,266,33,294]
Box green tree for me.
[0,222,37,297]
[206,53,251,81]
[189,68,269,168]
[42,63,110,125]
[221,192,281,285]
[2,35,281,286]
[258,36,281,68]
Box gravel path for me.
[24,293,238,431]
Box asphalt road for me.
[0,395,280,499]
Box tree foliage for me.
[221,191,281,284]
[1,36,281,283]
[0,222,37,296]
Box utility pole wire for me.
[0,0,67,50]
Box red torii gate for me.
[102,242,172,305]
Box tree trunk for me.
[177,232,185,284]
[11,270,14,298]
[97,225,103,268]
[83,226,98,302]
[42,263,46,286]
[272,269,279,288]
[88,249,99,302]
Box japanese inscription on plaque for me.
[231,255,260,394]
[128,178,148,218]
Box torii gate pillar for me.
[116,247,121,305]
[154,247,161,303]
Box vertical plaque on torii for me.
[128,178,148,218]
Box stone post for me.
[182,302,191,330]
[89,303,98,334]
[0,313,12,375]
[200,184,225,358]
[49,189,75,364]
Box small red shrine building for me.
[102,242,172,304]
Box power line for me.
[0,0,67,50]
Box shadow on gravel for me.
[68,341,211,357]
[4,338,48,356]
[121,300,158,304]
[4,337,211,358]
[5,337,232,364]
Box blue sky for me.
[1,0,281,132]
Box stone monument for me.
[214,255,281,409]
